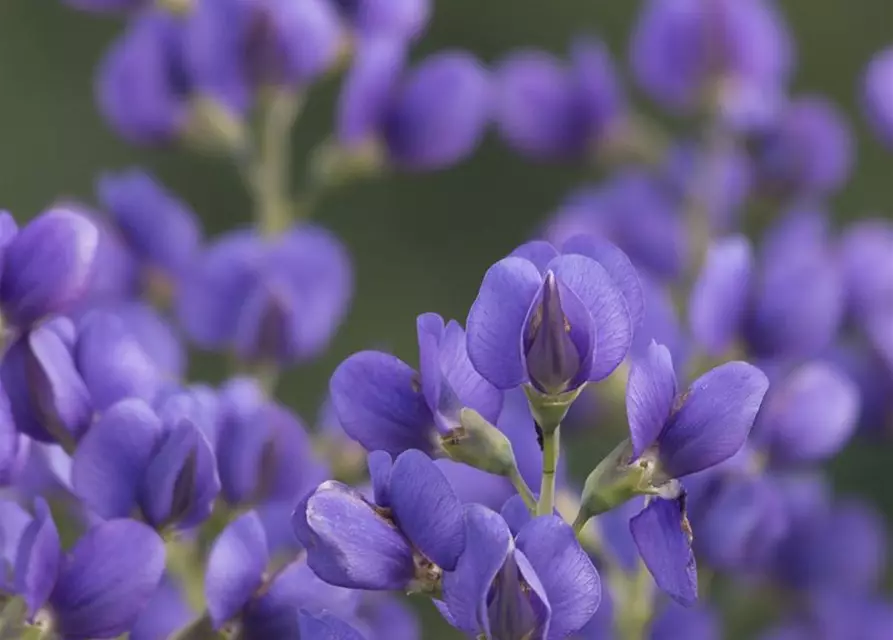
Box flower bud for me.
[574,438,652,527]
[440,408,517,477]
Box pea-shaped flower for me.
[332,0,431,41]
[96,11,195,145]
[11,499,165,639]
[329,312,502,458]
[622,342,767,604]
[0,317,92,444]
[186,0,343,112]
[466,237,643,395]
[177,225,352,365]
[71,397,220,531]
[0,208,99,330]
[494,38,624,161]
[293,449,466,593]
[441,504,600,640]
[97,169,202,285]
[205,511,359,637]
[631,0,793,128]
[337,38,490,170]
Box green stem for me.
[536,426,560,516]
[508,467,537,513]
[252,89,303,236]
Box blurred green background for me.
[1,0,892,637]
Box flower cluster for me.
[0,0,891,638]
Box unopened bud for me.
[574,438,654,531]
[440,408,517,477]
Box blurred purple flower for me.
[691,210,844,360]
[337,39,491,170]
[186,0,343,112]
[467,238,642,393]
[771,498,887,594]
[751,96,853,198]
[0,209,99,330]
[12,499,165,638]
[543,174,688,281]
[177,224,352,365]
[71,398,220,530]
[863,46,893,148]
[493,38,624,161]
[75,309,165,411]
[97,168,202,283]
[97,10,195,145]
[441,504,600,639]
[751,361,859,466]
[215,377,327,550]
[688,473,787,573]
[650,601,721,640]
[0,317,93,444]
[294,450,466,590]
[129,575,195,640]
[630,0,793,127]
[330,313,502,458]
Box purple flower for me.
[623,341,767,603]
[0,383,30,486]
[0,317,93,444]
[96,10,194,145]
[186,0,343,110]
[691,213,844,360]
[764,593,893,640]
[440,504,600,639]
[177,225,352,365]
[293,450,465,591]
[839,219,893,366]
[215,377,328,550]
[337,39,490,170]
[771,498,887,594]
[0,209,99,329]
[71,207,142,306]
[750,361,859,466]
[650,601,721,640]
[631,276,690,370]
[87,300,186,378]
[330,313,502,458]
[627,341,768,483]
[331,0,431,40]
[494,38,624,161]
[467,238,642,393]
[97,168,202,282]
[688,473,787,573]
[863,46,893,148]
[630,0,793,127]
[129,575,195,640]
[206,511,359,636]
[71,397,220,530]
[12,499,165,638]
[75,309,165,412]
[543,174,688,281]
[751,96,853,198]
